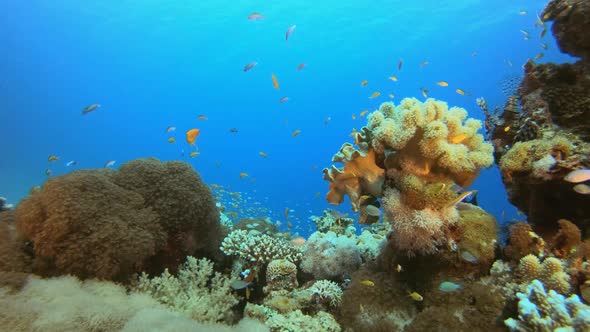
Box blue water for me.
[0,0,575,237]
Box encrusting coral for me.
[14,158,223,281]
[300,231,361,280]
[324,98,494,256]
[264,259,298,293]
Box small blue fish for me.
[66,160,77,167]
[286,25,296,41]
[439,281,462,293]
[104,160,116,168]
[243,62,257,72]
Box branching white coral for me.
[504,280,590,331]
[220,230,302,265]
[135,256,238,323]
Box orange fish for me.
[186,128,200,145]
[239,172,249,179]
[292,129,301,137]
[272,74,279,89]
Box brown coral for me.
[550,219,581,258]
[15,158,222,281]
[543,0,590,59]
[504,223,546,261]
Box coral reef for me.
[135,256,238,324]
[300,231,362,280]
[14,158,223,281]
[308,280,343,308]
[264,259,298,293]
[504,223,546,260]
[0,210,31,289]
[220,229,302,266]
[543,0,590,59]
[324,98,494,256]
[483,1,590,234]
[0,196,14,211]
[504,280,590,331]
[245,303,341,332]
[309,209,355,235]
[0,274,267,332]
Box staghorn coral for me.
[264,259,298,293]
[15,158,222,281]
[135,256,238,324]
[220,229,302,266]
[504,280,590,331]
[300,231,361,280]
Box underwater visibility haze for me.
[1,0,590,331]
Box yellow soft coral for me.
[499,135,572,176]
[375,98,493,187]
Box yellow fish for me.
[504,126,511,133]
[408,291,423,301]
[359,110,369,118]
[534,52,544,60]
[197,114,208,120]
[48,155,59,162]
[456,88,467,95]
[388,93,395,99]
[388,75,398,82]
[272,73,279,89]
[292,129,301,137]
[360,280,375,287]
[259,151,268,158]
[369,91,380,99]
[361,80,368,86]
[437,81,449,87]
[396,264,403,273]
[189,151,200,158]
[420,87,428,98]
[352,114,357,120]
[167,137,176,143]
[445,190,477,208]
[239,172,249,179]
[450,134,467,144]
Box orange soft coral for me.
[323,143,384,211]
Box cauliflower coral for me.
[323,98,494,256]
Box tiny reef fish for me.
[167,137,175,143]
[259,151,268,158]
[48,155,59,162]
[279,96,289,103]
[437,81,449,87]
[398,58,403,71]
[104,160,116,168]
[297,63,306,70]
[408,291,423,301]
[369,91,380,99]
[272,74,279,89]
[239,172,249,179]
[243,62,257,72]
[361,80,368,86]
[388,75,398,81]
[292,129,301,137]
[247,12,264,20]
[82,103,100,115]
[360,280,375,287]
[197,114,208,120]
[286,25,296,41]
[565,169,590,183]
[189,151,200,158]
